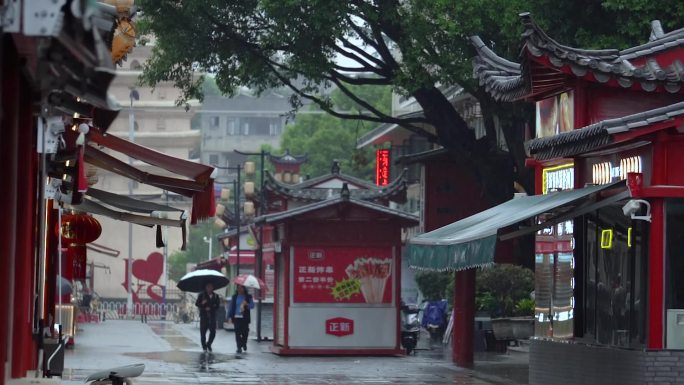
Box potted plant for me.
[476,264,535,340]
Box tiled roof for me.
[471,36,528,102]
[255,194,418,225]
[526,101,684,159]
[268,150,307,165]
[264,169,408,204]
[472,13,684,101]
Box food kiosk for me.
[257,185,418,355]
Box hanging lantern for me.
[244,201,255,216]
[283,172,292,183]
[214,218,227,229]
[215,204,226,216]
[111,18,136,65]
[244,181,255,197]
[274,173,282,182]
[58,214,102,245]
[292,173,300,184]
[220,188,230,201]
[57,214,101,281]
[244,161,256,176]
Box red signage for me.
[376,149,390,186]
[293,246,393,304]
[326,317,354,337]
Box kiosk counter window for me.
[578,204,648,348]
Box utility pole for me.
[234,149,267,341]
[127,88,139,319]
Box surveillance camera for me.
[622,200,641,216]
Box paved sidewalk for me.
[61,320,528,384]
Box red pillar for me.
[453,269,475,368]
[647,199,665,349]
[1,34,21,382]
[11,75,37,377]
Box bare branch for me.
[338,37,387,69]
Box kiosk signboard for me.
[293,246,393,304]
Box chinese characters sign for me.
[326,317,354,337]
[294,247,393,304]
[542,163,574,194]
[376,149,390,186]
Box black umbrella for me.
[56,275,72,296]
[177,269,229,293]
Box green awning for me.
[407,182,626,271]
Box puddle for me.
[125,350,242,373]
[147,322,197,349]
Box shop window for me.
[210,116,220,129]
[534,219,574,339]
[209,154,219,166]
[226,119,236,135]
[242,122,250,135]
[579,204,647,347]
[667,200,684,308]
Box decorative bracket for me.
[22,0,67,36]
[0,0,21,32]
[37,116,65,154]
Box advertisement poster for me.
[293,247,393,304]
[535,91,574,138]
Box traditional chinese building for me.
[410,13,684,385]
[0,1,215,381]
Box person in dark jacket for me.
[228,284,254,354]
[195,282,220,352]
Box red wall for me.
[584,86,684,125]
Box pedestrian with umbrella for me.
[177,269,229,353]
[229,274,265,353]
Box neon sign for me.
[542,163,574,194]
[375,149,390,186]
[592,156,642,185]
[600,229,613,249]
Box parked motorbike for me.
[422,299,448,343]
[400,302,421,355]
[84,363,145,385]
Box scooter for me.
[84,363,145,385]
[400,303,421,355]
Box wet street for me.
[61,320,528,384]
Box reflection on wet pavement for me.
[62,320,528,385]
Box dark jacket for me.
[228,293,253,323]
[195,291,220,319]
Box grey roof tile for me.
[527,101,684,160]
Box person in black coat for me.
[228,284,254,354]
[195,282,220,352]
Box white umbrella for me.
[177,269,229,293]
[233,274,268,291]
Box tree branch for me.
[338,37,387,69]
[263,61,437,140]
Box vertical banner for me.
[375,149,390,186]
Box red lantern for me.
[57,214,101,281]
[58,214,102,245]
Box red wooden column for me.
[1,35,21,382]
[453,269,475,368]
[647,199,665,349]
[11,77,38,377]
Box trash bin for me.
[43,338,64,376]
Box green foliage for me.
[515,298,535,317]
[476,264,534,318]
[415,271,453,301]
[168,220,222,282]
[281,86,390,179]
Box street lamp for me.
[212,163,243,280]
[202,234,213,261]
[126,88,139,319]
[234,149,269,342]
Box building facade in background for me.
[90,43,200,302]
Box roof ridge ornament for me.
[650,20,665,41]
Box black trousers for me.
[234,317,249,349]
[199,314,216,349]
